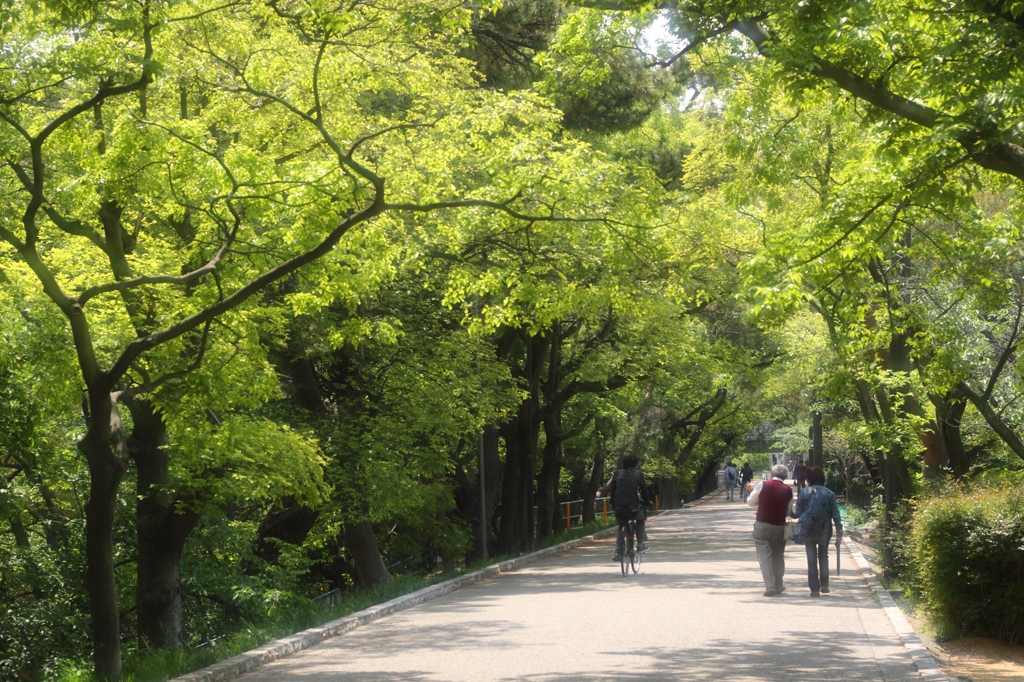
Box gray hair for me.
[771,464,789,480]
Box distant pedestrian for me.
[793,460,808,491]
[723,461,738,501]
[791,466,842,596]
[740,462,754,501]
[747,463,793,596]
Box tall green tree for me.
[0,0,623,675]
[578,0,1024,184]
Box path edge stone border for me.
[843,536,950,682]
[171,498,712,682]
[172,493,942,682]
[171,528,615,681]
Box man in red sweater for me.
[747,463,794,596]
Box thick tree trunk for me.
[903,392,947,478]
[810,411,823,468]
[654,429,682,509]
[243,353,325,569]
[536,455,560,538]
[252,503,320,565]
[8,515,30,548]
[659,476,681,509]
[136,523,192,649]
[872,379,913,575]
[496,333,545,555]
[693,458,721,500]
[85,462,123,679]
[663,388,728,502]
[345,520,390,589]
[932,390,971,477]
[851,379,884,484]
[883,330,946,478]
[130,400,199,650]
[287,356,328,412]
[881,446,902,572]
[895,453,912,499]
[524,339,542,553]
[497,413,532,555]
[81,391,129,680]
[458,426,503,564]
[870,386,903,576]
[537,327,566,540]
[536,410,562,539]
[482,426,502,553]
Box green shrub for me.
[839,504,870,528]
[909,482,1024,643]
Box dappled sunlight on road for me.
[238,497,918,682]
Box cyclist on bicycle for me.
[605,455,652,562]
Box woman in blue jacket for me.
[791,466,843,596]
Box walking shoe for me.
[810,591,820,597]
[763,588,780,597]
[820,586,830,594]
[638,543,650,552]
[612,553,622,562]
[776,584,785,594]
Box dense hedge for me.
[909,482,1024,643]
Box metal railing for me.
[555,495,660,529]
[313,587,341,608]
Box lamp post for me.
[478,430,487,561]
[810,411,823,468]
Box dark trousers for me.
[614,509,647,554]
[805,540,830,592]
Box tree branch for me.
[958,379,1024,462]
[647,21,735,68]
[982,286,1024,400]
[117,321,212,400]
[76,208,241,307]
[348,120,441,159]
[105,198,382,385]
[386,195,647,230]
[734,18,1024,183]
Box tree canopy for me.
[2,1,1024,678]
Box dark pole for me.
[882,448,898,573]
[473,293,488,562]
[478,431,487,561]
[812,411,823,467]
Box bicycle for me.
[620,516,642,576]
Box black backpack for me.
[612,468,645,511]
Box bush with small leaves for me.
[910,482,1024,643]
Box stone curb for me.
[170,495,717,682]
[171,517,642,681]
[173,491,936,682]
[843,536,950,682]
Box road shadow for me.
[257,626,913,681]
[238,498,903,682]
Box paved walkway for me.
[234,496,928,681]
